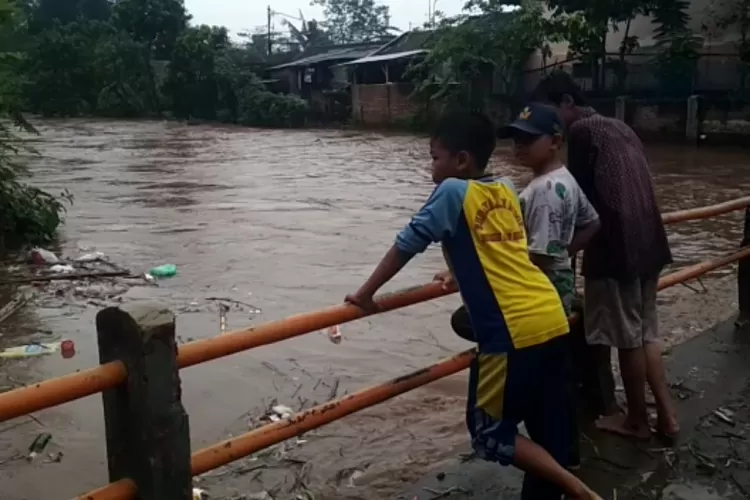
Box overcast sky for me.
[184,0,466,39]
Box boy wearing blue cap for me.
[509,101,601,469]
[509,102,600,314]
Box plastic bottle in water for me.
[148,264,177,278]
[28,432,52,460]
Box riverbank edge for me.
[402,317,750,500]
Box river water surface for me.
[0,119,748,499]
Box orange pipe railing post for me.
[739,208,750,328]
[96,303,192,500]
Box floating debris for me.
[219,304,229,334]
[74,252,106,263]
[148,264,177,279]
[0,292,28,324]
[61,340,76,359]
[192,487,209,500]
[714,407,735,426]
[347,470,365,487]
[29,248,59,265]
[0,342,62,359]
[44,451,63,464]
[28,432,52,461]
[271,405,294,420]
[327,325,342,344]
[49,264,75,274]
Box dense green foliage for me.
[651,0,702,94]
[0,0,69,249]
[414,0,561,107]
[15,0,308,127]
[312,0,396,43]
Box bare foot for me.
[655,415,680,444]
[656,417,679,433]
[596,413,651,440]
[603,402,623,417]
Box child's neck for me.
[531,159,563,177]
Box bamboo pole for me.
[76,245,750,500]
[662,196,750,224]
[2,196,750,423]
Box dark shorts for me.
[466,336,573,474]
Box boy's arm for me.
[524,189,562,268]
[568,188,600,256]
[346,180,464,310]
[345,245,413,310]
[568,219,600,256]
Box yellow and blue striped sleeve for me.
[395,178,467,254]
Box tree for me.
[414,0,559,108]
[23,0,111,32]
[23,20,112,115]
[112,0,189,110]
[164,24,231,120]
[547,0,652,89]
[652,0,702,95]
[0,0,68,249]
[705,0,750,89]
[93,30,153,116]
[284,16,330,49]
[312,0,396,43]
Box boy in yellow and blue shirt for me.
[346,111,601,500]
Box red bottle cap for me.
[61,340,76,359]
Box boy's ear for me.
[560,94,575,107]
[552,133,564,148]
[457,150,472,169]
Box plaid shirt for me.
[567,109,672,280]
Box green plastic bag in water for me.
[149,264,177,278]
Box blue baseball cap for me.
[506,102,563,137]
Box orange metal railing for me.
[1,196,749,425]
[0,197,748,499]
[76,243,750,500]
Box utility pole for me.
[267,5,272,56]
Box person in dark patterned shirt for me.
[531,71,680,441]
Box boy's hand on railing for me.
[345,292,380,313]
[433,269,458,292]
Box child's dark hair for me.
[530,70,588,107]
[430,111,496,169]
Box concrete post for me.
[615,96,628,123]
[97,303,192,500]
[738,208,750,328]
[686,95,701,144]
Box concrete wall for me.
[525,0,742,92]
[601,95,750,146]
[351,83,422,126]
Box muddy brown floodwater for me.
[0,119,749,500]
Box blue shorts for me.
[467,335,573,470]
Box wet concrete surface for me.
[0,119,749,499]
[404,319,750,500]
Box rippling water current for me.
[0,119,748,499]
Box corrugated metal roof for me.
[374,30,434,56]
[269,43,384,70]
[335,30,433,67]
[338,49,427,66]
